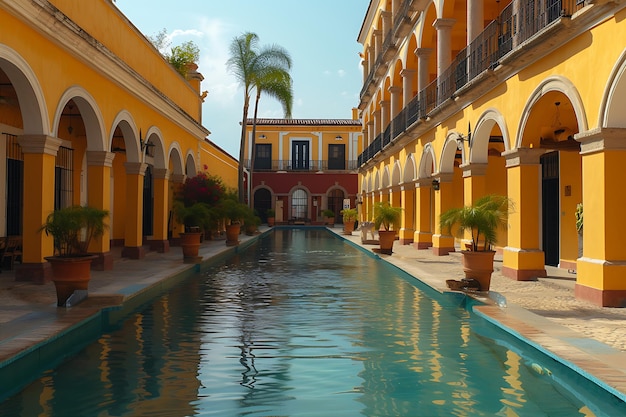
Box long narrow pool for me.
[2,229,625,416]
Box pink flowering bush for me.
[177,172,225,207]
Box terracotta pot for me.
[45,255,96,307]
[267,217,275,227]
[378,230,396,255]
[461,250,495,291]
[343,220,356,235]
[226,223,241,246]
[180,232,202,261]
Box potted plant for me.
[173,201,213,262]
[40,205,109,306]
[244,210,262,235]
[439,194,512,291]
[266,208,276,227]
[219,195,250,246]
[341,208,358,235]
[373,202,402,254]
[322,209,336,226]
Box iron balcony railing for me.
[244,159,360,172]
[358,0,582,166]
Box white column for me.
[380,100,390,134]
[389,86,402,120]
[468,0,484,43]
[416,48,433,92]
[401,68,416,105]
[433,18,456,78]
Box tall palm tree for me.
[227,32,293,204]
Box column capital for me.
[502,148,544,167]
[415,47,433,58]
[460,162,488,177]
[124,162,147,176]
[379,99,389,109]
[152,168,170,180]
[400,68,416,78]
[575,127,626,155]
[18,135,62,156]
[432,172,454,183]
[170,173,186,184]
[433,18,456,30]
[86,150,115,167]
[388,85,402,94]
[415,178,433,188]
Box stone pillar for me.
[380,100,390,136]
[461,162,488,248]
[367,120,374,146]
[86,150,115,270]
[467,0,484,43]
[401,69,416,105]
[150,168,170,253]
[413,179,433,249]
[381,11,392,40]
[373,30,382,60]
[433,18,456,78]
[501,148,547,280]
[575,128,626,306]
[416,48,433,92]
[399,184,415,245]
[121,162,147,259]
[15,135,62,283]
[431,173,455,255]
[389,86,402,121]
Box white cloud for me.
[337,69,346,77]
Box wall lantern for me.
[335,135,343,140]
[432,178,440,190]
[259,134,266,139]
[456,121,472,150]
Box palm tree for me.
[227,32,293,204]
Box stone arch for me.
[168,143,185,177]
[516,76,587,150]
[110,110,140,162]
[0,44,48,134]
[403,153,417,183]
[391,160,402,186]
[418,143,437,179]
[55,86,107,152]
[441,132,460,173]
[471,108,510,164]
[381,165,391,189]
[184,151,197,175]
[601,48,626,128]
[143,126,166,169]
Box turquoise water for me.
[1,228,625,416]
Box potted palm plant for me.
[439,194,512,291]
[322,209,335,226]
[341,208,358,235]
[373,202,402,254]
[173,201,213,263]
[266,208,276,227]
[40,205,109,306]
[219,195,250,246]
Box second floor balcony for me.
[243,159,360,172]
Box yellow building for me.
[358,0,626,306]
[0,0,237,281]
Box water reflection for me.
[1,229,623,416]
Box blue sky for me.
[115,1,367,159]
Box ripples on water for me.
[1,229,625,416]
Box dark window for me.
[254,144,272,170]
[143,165,153,236]
[328,144,345,170]
[54,146,73,210]
[328,189,344,222]
[292,141,309,170]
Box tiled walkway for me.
[1,226,626,401]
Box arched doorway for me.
[328,189,344,222]
[254,188,272,222]
[291,188,308,221]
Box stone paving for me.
[1,226,626,399]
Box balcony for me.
[243,159,360,172]
[358,0,585,167]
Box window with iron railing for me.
[328,144,345,170]
[5,133,23,236]
[54,146,73,210]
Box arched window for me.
[291,189,308,220]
